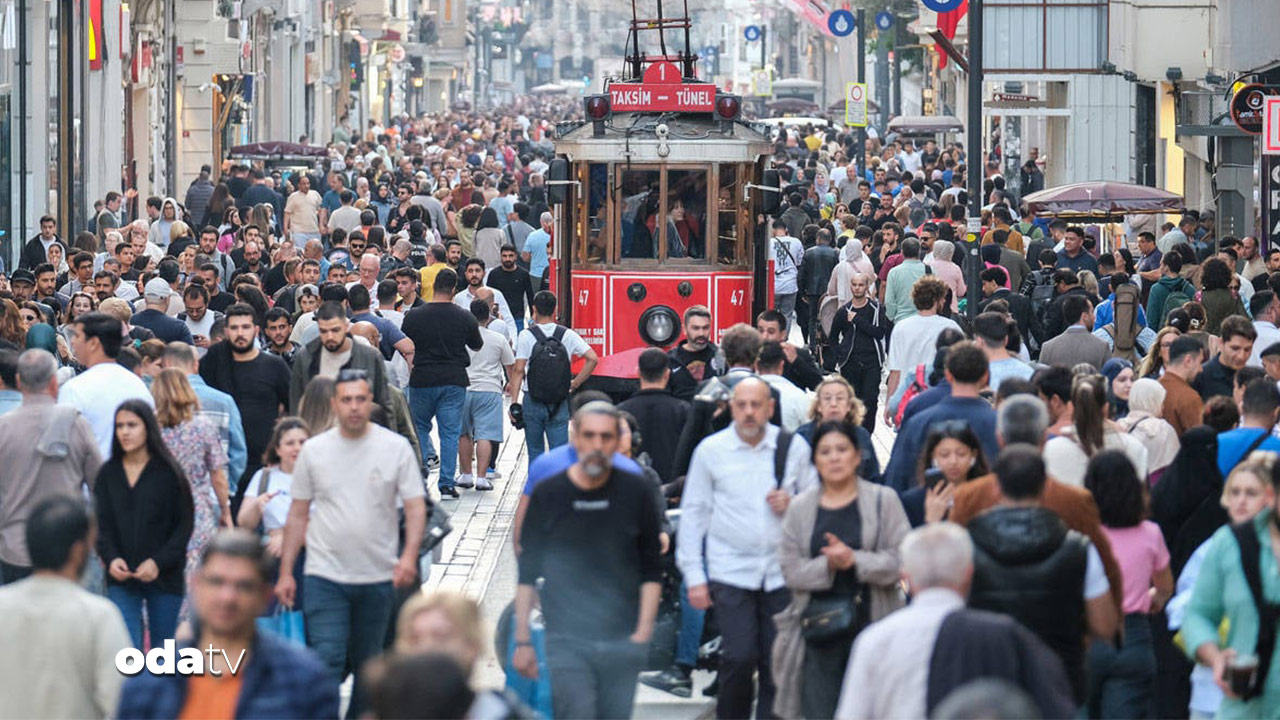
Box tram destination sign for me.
[609,60,717,113]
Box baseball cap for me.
[295,284,319,303]
[9,269,34,286]
[143,277,172,301]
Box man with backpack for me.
[510,291,598,465]
[1091,273,1155,363]
[1146,251,1195,328]
[676,377,817,720]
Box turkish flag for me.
[936,0,968,69]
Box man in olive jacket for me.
[288,301,389,412]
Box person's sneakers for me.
[639,668,692,698]
[486,469,502,479]
[439,486,460,499]
[456,474,475,489]
[701,674,719,697]
[475,476,494,491]
[425,456,441,471]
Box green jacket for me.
[1184,513,1280,719]
[1145,274,1194,329]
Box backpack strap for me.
[1235,430,1273,472]
[256,468,272,497]
[1231,521,1280,701]
[773,429,794,490]
[529,325,548,343]
[551,325,567,343]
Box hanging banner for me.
[89,0,105,70]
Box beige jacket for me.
[771,483,909,719]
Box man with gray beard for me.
[513,401,663,720]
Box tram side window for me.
[718,165,739,264]
[620,169,661,259]
[666,169,707,260]
[585,164,609,263]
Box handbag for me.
[422,498,453,555]
[256,606,306,646]
[800,594,864,642]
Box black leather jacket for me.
[798,245,840,297]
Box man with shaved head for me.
[677,376,817,719]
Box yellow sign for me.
[845,82,868,127]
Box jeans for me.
[514,317,525,332]
[676,580,707,668]
[1088,613,1156,719]
[545,634,648,719]
[775,293,797,335]
[523,398,570,465]
[290,231,322,251]
[710,582,791,719]
[107,584,183,650]
[303,575,395,720]
[407,385,465,488]
[841,361,882,434]
[0,559,31,585]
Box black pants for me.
[710,582,791,720]
[796,296,811,344]
[0,559,31,585]
[841,361,881,434]
[545,634,647,720]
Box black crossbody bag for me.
[800,492,879,642]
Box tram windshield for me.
[580,163,747,266]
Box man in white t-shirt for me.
[327,190,363,234]
[275,369,425,717]
[284,175,323,250]
[756,342,809,431]
[770,220,804,333]
[509,291,598,464]
[883,276,962,426]
[58,312,154,457]
[458,298,515,491]
[179,284,222,359]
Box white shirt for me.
[837,588,965,720]
[328,205,363,234]
[468,325,515,394]
[455,287,516,345]
[771,235,804,295]
[241,467,295,532]
[761,374,809,432]
[183,312,217,358]
[515,322,591,393]
[676,424,818,591]
[1250,321,1280,368]
[1044,427,1150,486]
[885,313,963,373]
[58,362,154,458]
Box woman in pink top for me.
[1084,450,1173,718]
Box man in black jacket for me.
[20,216,63,270]
[797,228,840,345]
[1197,314,1256,401]
[618,349,691,484]
[828,272,890,433]
[979,267,1043,356]
[1040,269,1089,341]
[756,309,823,391]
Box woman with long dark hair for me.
[1199,257,1246,334]
[773,421,907,719]
[473,206,505,270]
[201,182,233,229]
[94,399,194,649]
[902,422,989,527]
[1043,373,1149,486]
[1084,450,1172,718]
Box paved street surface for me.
[425,381,896,718]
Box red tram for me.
[542,4,779,380]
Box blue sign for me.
[827,9,856,37]
[744,25,761,42]
[921,0,965,12]
[876,11,894,30]
[702,45,718,58]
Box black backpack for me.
[526,325,573,405]
[1232,520,1280,701]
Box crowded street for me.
[7,0,1280,719]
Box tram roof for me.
[554,113,773,163]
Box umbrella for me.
[1022,181,1184,220]
[766,97,821,115]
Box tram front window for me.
[666,170,706,259]
[586,163,609,262]
[620,169,661,259]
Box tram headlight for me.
[639,306,680,347]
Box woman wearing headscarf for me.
[1101,358,1134,419]
[1117,378,1180,484]
[927,240,966,313]
[148,198,180,250]
[829,239,876,304]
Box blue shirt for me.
[187,374,248,488]
[0,389,21,417]
[321,188,343,214]
[351,311,408,361]
[1216,427,1280,478]
[1093,291,1149,330]
[1055,249,1100,275]
[523,444,644,495]
[490,195,515,228]
[883,396,999,492]
[524,229,551,282]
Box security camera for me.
[655,123,669,139]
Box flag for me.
[936,0,968,70]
